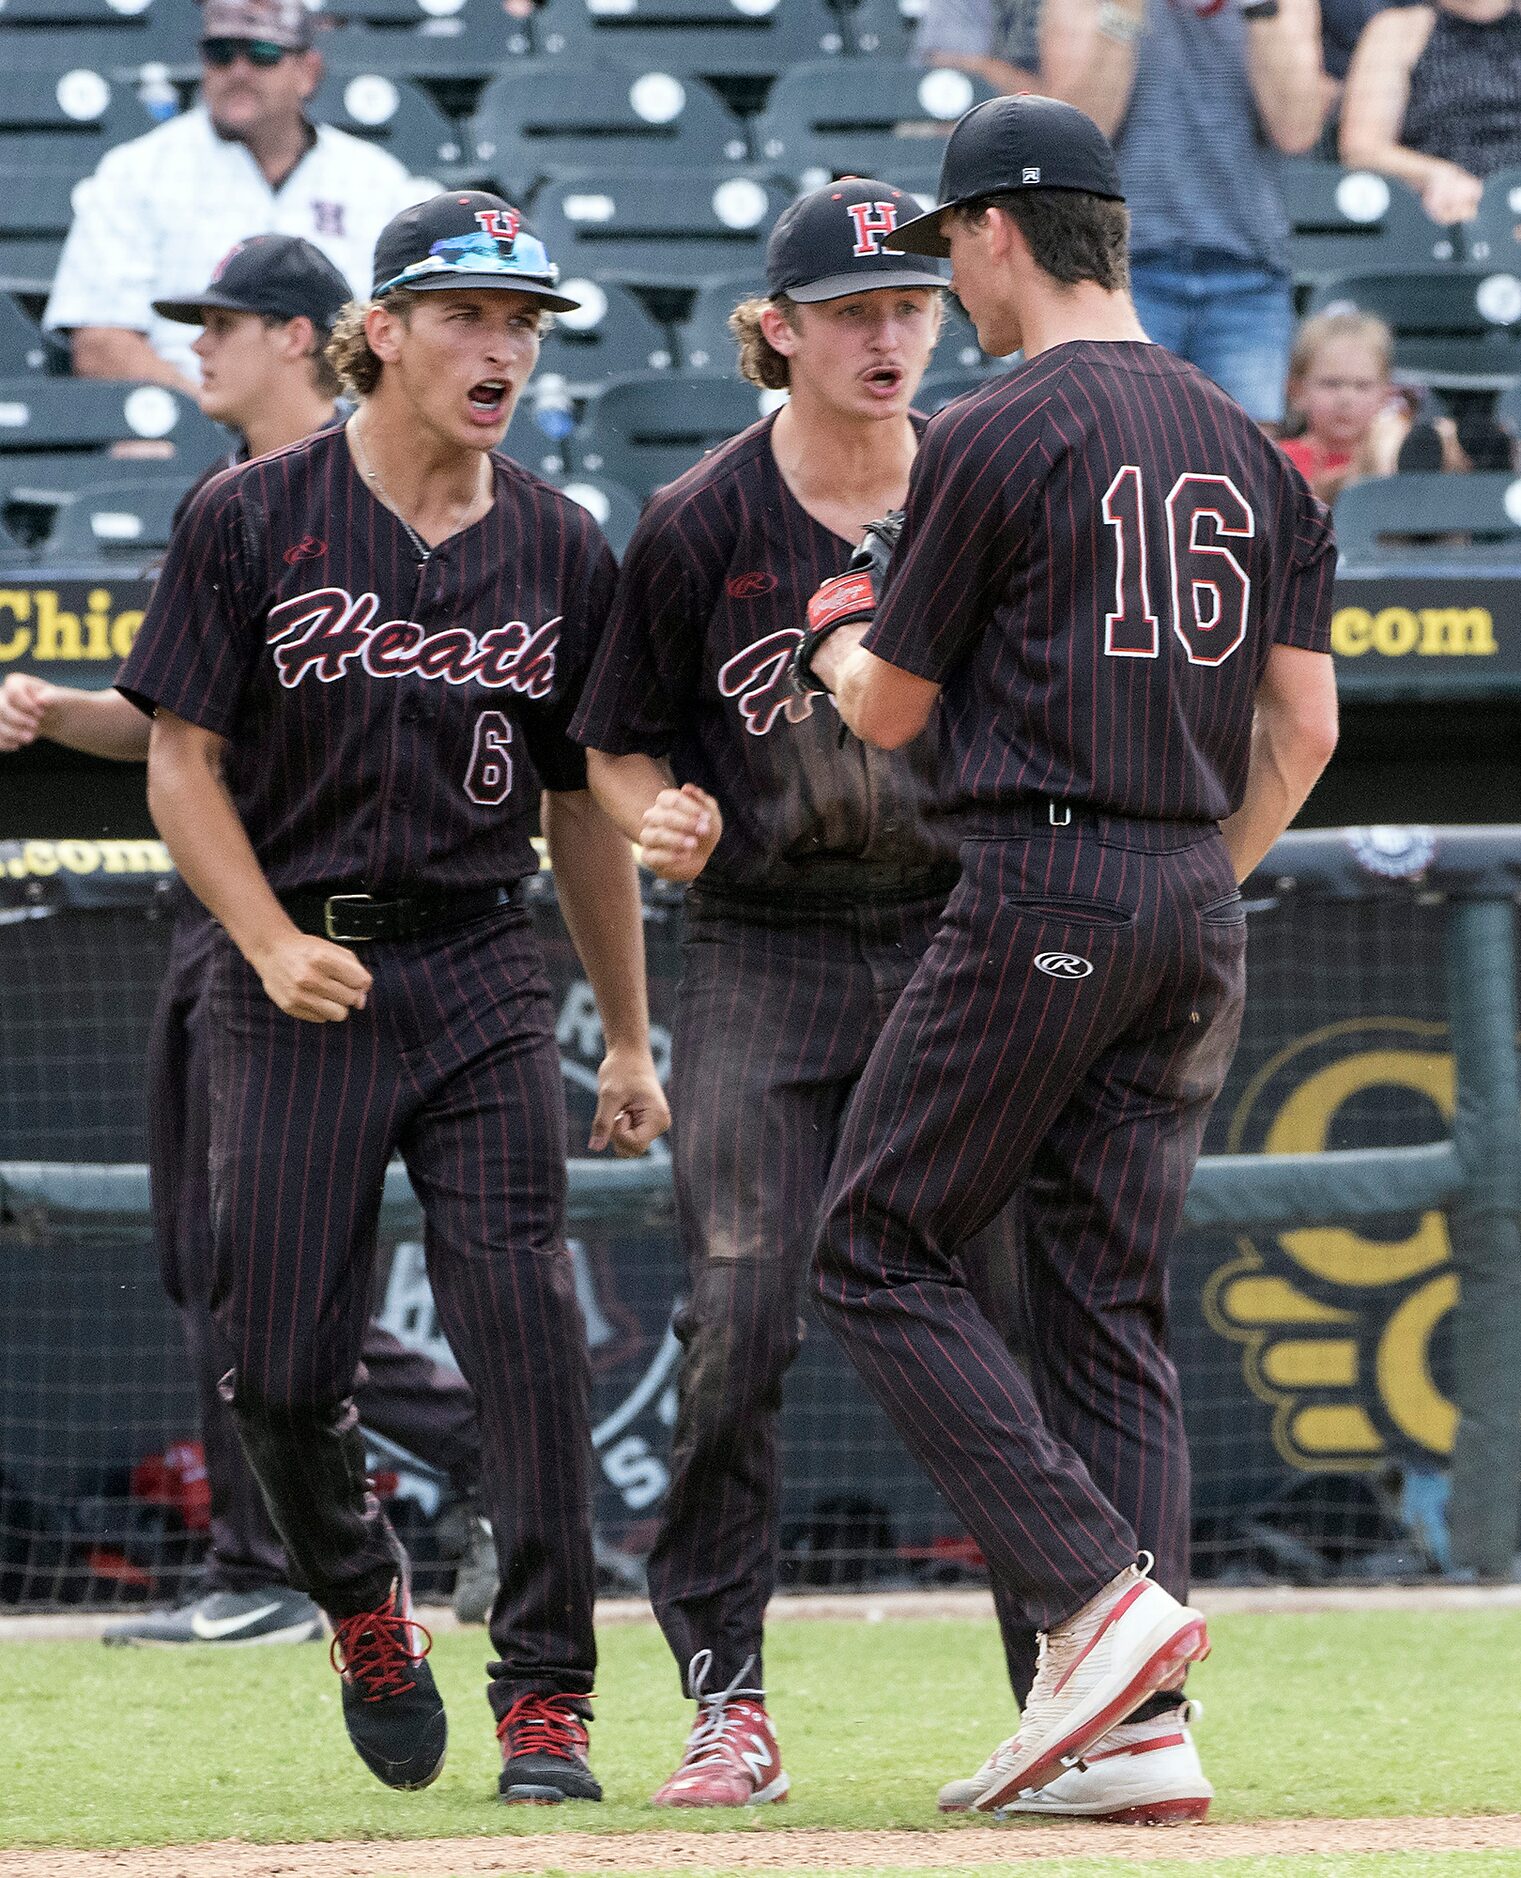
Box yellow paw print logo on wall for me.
[1204,1017,1457,1469]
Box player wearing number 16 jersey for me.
[117,191,668,1804]
[802,96,1339,1816]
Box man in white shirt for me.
[44,0,429,392]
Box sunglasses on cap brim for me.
[201,37,295,66]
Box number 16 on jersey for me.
[1102,466,1255,667]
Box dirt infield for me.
[6,1817,1521,1876]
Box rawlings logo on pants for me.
[265,585,560,694]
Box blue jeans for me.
[1129,252,1295,426]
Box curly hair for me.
[326,289,422,398]
[729,294,800,390]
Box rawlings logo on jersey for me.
[717,628,815,737]
[265,585,560,694]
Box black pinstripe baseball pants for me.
[813,824,1247,1636]
[202,904,595,1720]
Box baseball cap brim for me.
[153,288,274,325]
[386,271,582,314]
[882,204,961,260]
[787,265,948,303]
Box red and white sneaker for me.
[938,1700,1212,1824]
[651,1653,789,1808]
[973,1559,1210,1811]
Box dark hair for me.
[957,189,1131,293]
[264,312,342,400]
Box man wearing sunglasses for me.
[44,0,428,394]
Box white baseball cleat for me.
[938,1701,1212,1823]
[972,1559,1210,1812]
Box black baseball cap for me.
[886,95,1126,259]
[153,234,351,330]
[371,190,580,313]
[767,178,948,303]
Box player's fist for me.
[589,1043,671,1157]
[1419,160,1483,226]
[251,930,374,1023]
[0,673,56,752]
[638,783,722,884]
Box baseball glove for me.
[791,510,904,696]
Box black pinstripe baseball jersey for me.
[864,341,1336,824]
[119,425,614,891]
[571,413,960,896]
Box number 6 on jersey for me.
[465,709,514,805]
[1102,466,1255,666]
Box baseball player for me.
[798,96,1339,1816]
[574,179,1038,1810]
[115,191,668,1802]
[0,234,496,1647]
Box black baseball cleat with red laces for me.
[330,1581,447,1790]
[496,1692,602,1803]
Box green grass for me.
[8,1611,1521,1850]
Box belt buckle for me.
[324,892,376,942]
[1048,803,1072,828]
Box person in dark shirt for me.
[0,235,498,1649]
[803,96,1339,1817]
[115,192,668,1805]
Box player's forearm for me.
[69,327,197,395]
[584,748,676,847]
[1219,692,1339,882]
[541,787,653,1056]
[36,686,152,761]
[920,47,1039,94]
[1246,0,1326,155]
[145,713,301,962]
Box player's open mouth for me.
[864,367,903,395]
[467,380,509,421]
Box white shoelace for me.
[677,1649,766,1771]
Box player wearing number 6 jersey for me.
[802,96,1339,1816]
[116,191,668,1804]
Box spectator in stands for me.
[915,0,1040,95]
[1039,0,1326,425]
[1279,308,1412,499]
[1339,0,1521,224]
[43,0,426,394]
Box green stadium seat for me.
[752,60,990,191]
[677,270,762,370]
[847,0,925,57]
[308,70,466,177]
[39,471,193,562]
[0,171,85,296]
[1282,160,1455,285]
[467,61,749,202]
[0,377,224,461]
[0,64,156,172]
[0,0,191,66]
[318,7,534,83]
[538,277,674,393]
[1307,270,1521,390]
[536,0,849,81]
[548,470,644,558]
[1334,470,1521,566]
[532,169,791,293]
[1464,167,1521,270]
[0,293,50,375]
[578,369,770,497]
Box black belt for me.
[279,882,523,943]
[977,801,1217,846]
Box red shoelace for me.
[497,1693,590,1760]
[329,1602,432,1703]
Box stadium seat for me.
[0,171,85,296]
[532,170,790,292]
[308,70,466,177]
[1464,167,1521,269]
[502,391,574,482]
[847,0,923,58]
[752,60,992,191]
[0,0,191,68]
[39,472,191,561]
[1334,470,1521,565]
[467,62,749,203]
[0,378,224,461]
[677,270,762,369]
[578,369,771,496]
[319,8,534,84]
[548,470,644,558]
[1281,160,1455,285]
[1307,271,1521,390]
[538,277,674,392]
[935,299,998,374]
[0,293,50,375]
[0,64,156,172]
[535,0,848,81]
